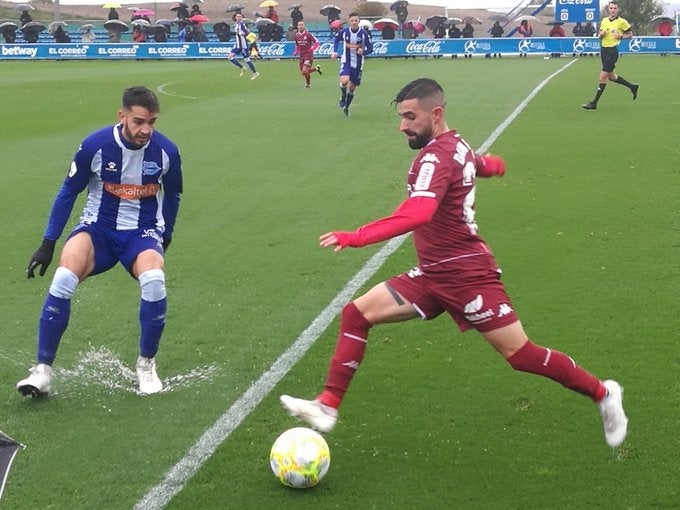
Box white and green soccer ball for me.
[270,427,331,489]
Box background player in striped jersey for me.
[19,86,183,397]
[293,20,322,89]
[281,78,628,450]
[332,12,373,117]
[228,12,260,80]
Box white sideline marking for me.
[135,60,577,510]
[157,83,197,100]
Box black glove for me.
[162,238,171,252]
[27,239,56,279]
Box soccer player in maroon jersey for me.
[293,21,322,89]
[281,78,628,449]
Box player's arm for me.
[28,147,91,278]
[474,154,505,178]
[160,150,183,251]
[319,196,438,251]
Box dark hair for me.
[348,11,359,18]
[122,86,160,113]
[393,78,444,105]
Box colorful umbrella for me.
[373,18,398,31]
[189,14,209,23]
[259,0,278,7]
[102,3,121,8]
[135,8,155,16]
[405,19,425,33]
[329,19,343,29]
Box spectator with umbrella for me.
[16,4,34,25]
[321,4,341,24]
[20,21,45,43]
[426,15,446,39]
[0,21,18,43]
[103,3,120,20]
[190,14,209,41]
[50,21,71,43]
[260,0,279,23]
[374,17,397,40]
[289,4,303,27]
[213,21,231,41]
[171,2,190,20]
[104,19,127,42]
[390,1,408,26]
[80,23,96,43]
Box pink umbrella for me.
[329,19,343,29]
[405,19,425,33]
[135,8,155,16]
[189,14,209,23]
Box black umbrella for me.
[390,1,408,12]
[425,15,446,30]
[147,23,170,35]
[546,21,564,25]
[213,21,229,32]
[226,4,244,12]
[287,3,302,10]
[20,21,45,31]
[104,19,129,32]
[0,21,19,30]
[320,4,340,16]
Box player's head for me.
[297,20,305,32]
[348,12,359,30]
[233,12,243,22]
[607,2,619,18]
[119,86,159,148]
[393,78,447,150]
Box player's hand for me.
[482,154,506,176]
[320,231,352,252]
[27,239,56,278]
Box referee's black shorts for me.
[600,46,619,73]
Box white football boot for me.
[136,356,163,395]
[280,395,338,433]
[597,379,628,447]
[17,363,53,398]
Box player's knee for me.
[49,267,79,299]
[139,268,166,302]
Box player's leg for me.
[609,67,638,99]
[482,321,627,447]
[228,50,245,73]
[301,58,311,87]
[281,280,422,432]
[17,231,97,397]
[339,73,350,108]
[243,56,258,78]
[128,236,166,395]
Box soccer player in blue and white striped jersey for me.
[18,86,183,398]
[332,12,373,117]
[228,12,259,80]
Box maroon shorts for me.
[387,266,519,333]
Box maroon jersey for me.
[294,30,317,59]
[407,130,496,275]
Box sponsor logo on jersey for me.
[464,294,495,324]
[104,182,159,200]
[414,162,435,191]
[105,161,117,172]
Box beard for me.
[405,126,433,150]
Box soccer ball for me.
[270,427,331,489]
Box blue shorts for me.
[339,62,362,86]
[68,223,164,277]
[230,47,248,57]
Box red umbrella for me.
[189,14,209,23]
[135,8,155,16]
[373,17,398,31]
[405,19,425,33]
[329,19,343,29]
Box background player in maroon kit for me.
[293,21,322,89]
[281,78,628,449]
